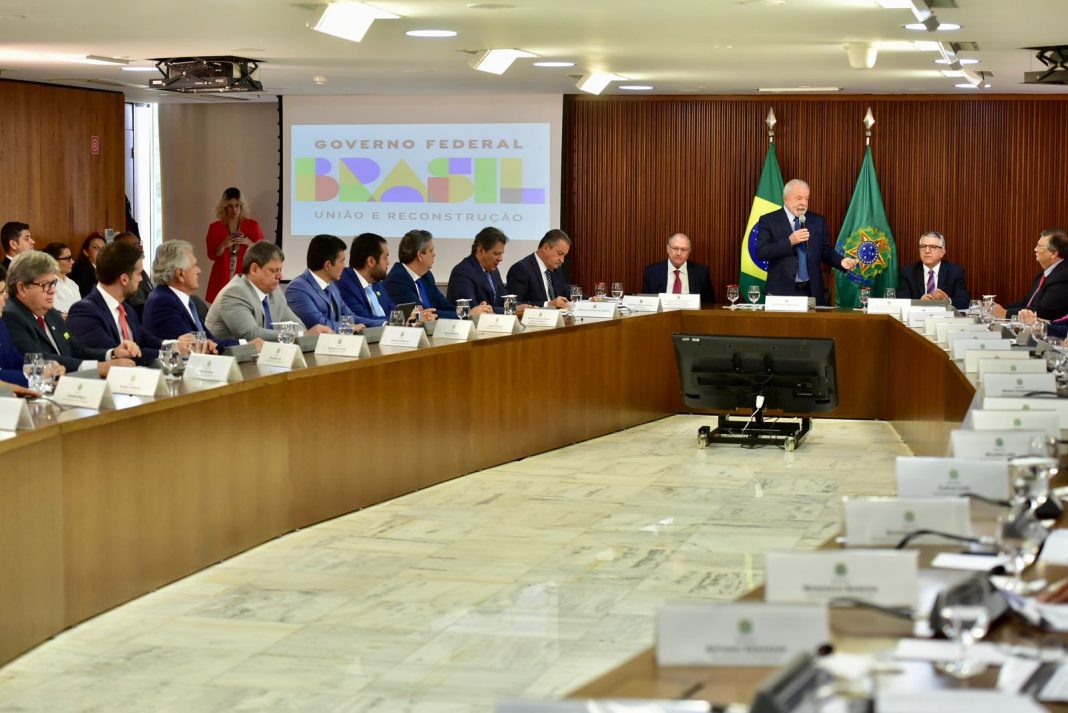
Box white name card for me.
[431,318,476,341]
[764,295,809,313]
[186,353,241,382]
[379,325,429,348]
[841,497,972,547]
[970,409,1060,438]
[0,397,33,431]
[983,372,1057,397]
[896,456,1011,501]
[621,295,662,313]
[521,308,565,328]
[571,301,619,320]
[938,321,989,347]
[868,298,912,318]
[957,341,1015,365]
[658,293,701,311]
[314,333,370,357]
[765,550,919,607]
[914,310,954,330]
[978,359,1046,379]
[495,700,710,713]
[53,376,115,410]
[949,335,1010,359]
[477,313,522,334]
[106,366,168,397]
[983,396,1067,428]
[950,429,1045,460]
[258,342,307,369]
[656,602,829,667]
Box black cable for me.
[895,529,985,549]
[826,597,914,620]
[964,492,1013,508]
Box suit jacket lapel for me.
[94,292,121,342]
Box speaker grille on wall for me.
[148,56,264,93]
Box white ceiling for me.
[1,0,1066,102]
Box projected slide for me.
[291,123,551,239]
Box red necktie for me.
[1026,274,1047,309]
[672,269,682,294]
[117,303,133,342]
[37,316,47,331]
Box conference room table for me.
[0,307,975,671]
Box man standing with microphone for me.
[756,179,857,306]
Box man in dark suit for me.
[285,233,362,333]
[897,231,970,310]
[755,179,857,306]
[446,226,508,313]
[995,228,1068,321]
[114,231,154,318]
[384,229,492,321]
[506,229,572,309]
[67,241,186,365]
[142,240,249,350]
[338,233,396,327]
[640,233,716,304]
[0,265,35,390]
[1,221,35,272]
[3,251,137,375]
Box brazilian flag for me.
[834,147,898,308]
[740,144,785,300]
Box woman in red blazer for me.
[204,186,264,302]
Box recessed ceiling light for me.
[309,2,399,43]
[935,58,978,65]
[576,72,625,95]
[904,22,960,31]
[954,83,980,89]
[406,29,458,37]
[619,85,653,91]
[121,66,159,72]
[469,48,536,74]
[533,61,575,68]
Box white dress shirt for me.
[53,276,81,315]
[666,261,689,294]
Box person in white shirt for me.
[41,242,82,317]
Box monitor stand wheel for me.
[697,413,812,450]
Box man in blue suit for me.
[897,231,970,310]
[640,233,716,304]
[0,265,35,391]
[384,229,492,321]
[506,229,572,309]
[337,233,395,327]
[68,241,188,365]
[285,234,362,333]
[446,226,508,313]
[142,240,251,351]
[755,179,857,306]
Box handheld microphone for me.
[797,213,807,229]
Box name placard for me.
[53,376,115,410]
[937,321,989,347]
[106,366,168,397]
[431,318,476,341]
[658,293,701,311]
[477,314,522,334]
[895,456,1010,500]
[764,295,809,313]
[983,372,1057,397]
[956,340,1015,364]
[621,295,662,313]
[258,342,307,369]
[379,325,430,349]
[868,298,912,318]
[765,550,919,607]
[571,301,619,320]
[950,428,1045,460]
[521,308,565,328]
[0,397,33,431]
[314,334,371,357]
[841,497,972,547]
[977,359,1047,380]
[970,409,1060,438]
[656,602,829,667]
[921,313,962,335]
[186,353,242,382]
[983,396,1067,428]
[495,700,710,713]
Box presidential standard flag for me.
[834,146,898,308]
[740,144,785,298]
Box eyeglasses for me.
[57,255,74,262]
[29,279,58,293]
[918,244,944,251]
[1036,244,1052,252]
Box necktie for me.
[262,296,273,327]
[672,269,682,294]
[794,217,810,282]
[485,271,496,301]
[37,316,58,351]
[926,269,935,295]
[416,279,429,307]
[117,303,133,342]
[365,284,385,317]
[188,299,205,331]
[1026,274,1047,309]
[545,269,555,300]
[325,287,337,321]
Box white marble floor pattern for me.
[0,416,908,712]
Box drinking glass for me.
[388,309,406,327]
[1031,319,1048,341]
[859,286,871,311]
[23,353,43,392]
[938,604,991,679]
[611,282,624,300]
[274,322,297,345]
[997,510,1043,593]
[159,344,183,381]
[39,360,59,395]
[338,315,355,336]
[747,285,760,305]
[408,304,423,326]
[570,286,583,304]
[594,282,607,298]
[502,294,518,316]
[726,284,739,309]
[884,288,896,298]
[192,330,209,354]
[967,299,981,317]
[455,299,471,320]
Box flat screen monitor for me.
[673,334,839,414]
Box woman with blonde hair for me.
[204,186,264,302]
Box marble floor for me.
[0,416,908,712]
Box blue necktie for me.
[262,296,273,327]
[794,216,810,282]
[324,287,337,321]
[188,299,204,331]
[485,270,496,301]
[365,284,385,317]
[417,279,429,307]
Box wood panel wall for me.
[563,95,1068,306]
[0,80,124,257]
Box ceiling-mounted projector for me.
[1024,46,1068,85]
[148,56,263,93]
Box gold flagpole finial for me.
[863,107,875,146]
[766,108,777,143]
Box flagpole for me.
[766,108,776,144]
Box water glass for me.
[338,315,355,335]
[455,299,471,320]
[611,282,624,300]
[884,288,896,298]
[1031,319,1048,341]
[593,282,607,298]
[409,304,423,326]
[388,309,406,327]
[726,284,739,309]
[502,294,518,316]
[39,360,59,395]
[192,330,209,354]
[159,344,183,381]
[997,509,1043,593]
[23,353,43,392]
[747,285,760,305]
[938,604,992,679]
[859,286,871,311]
[570,286,583,304]
[967,299,981,316]
[274,322,297,345]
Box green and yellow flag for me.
[740,144,785,299]
[834,146,898,308]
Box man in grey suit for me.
[206,242,332,342]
